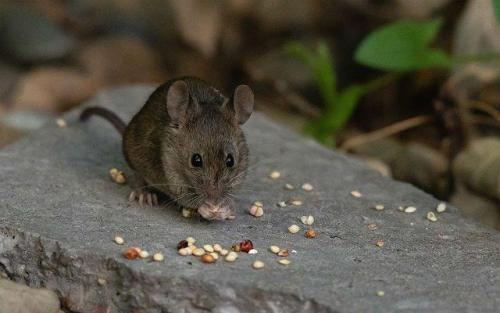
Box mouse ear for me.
[232,85,254,125]
[167,80,190,127]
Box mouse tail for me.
[80,106,126,135]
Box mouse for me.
[80,77,254,220]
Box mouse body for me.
[80,77,254,220]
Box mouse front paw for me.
[128,190,159,207]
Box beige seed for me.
[109,168,126,184]
[291,200,303,206]
[350,190,362,198]
[56,118,67,128]
[186,237,196,244]
[225,251,238,262]
[288,224,300,234]
[367,223,377,230]
[203,244,214,253]
[249,205,264,217]
[220,249,229,256]
[153,253,164,262]
[97,278,107,286]
[182,208,195,218]
[427,212,438,222]
[209,252,219,260]
[374,205,384,211]
[277,201,287,208]
[376,290,385,297]
[269,171,281,179]
[178,247,191,256]
[436,202,446,213]
[193,248,205,256]
[248,249,258,255]
[278,259,291,266]
[300,215,314,226]
[252,260,265,269]
[284,183,294,190]
[213,244,222,252]
[139,250,149,258]
[114,236,124,245]
[254,201,263,207]
[269,245,280,254]
[404,206,417,213]
[376,240,385,248]
[301,183,314,191]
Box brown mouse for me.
[80,77,254,220]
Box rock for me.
[0,61,21,101]
[0,278,60,313]
[76,36,167,87]
[0,5,75,63]
[0,86,499,312]
[10,67,95,112]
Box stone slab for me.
[0,86,499,313]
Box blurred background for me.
[0,0,498,228]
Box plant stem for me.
[452,52,500,64]
[361,72,402,93]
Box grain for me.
[427,212,438,222]
[153,253,164,262]
[269,171,281,179]
[288,224,300,234]
[252,260,265,269]
[114,236,124,245]
[278,259,291,266]
[350,190,362,198]
[436,202,446,213]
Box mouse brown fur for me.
[80,77,254,220]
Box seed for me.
[139,250,150,258]
[177,240,189,250]
[301,183,314,191]
[269,245,280,254]
[278,259,291,266]
[427,212,438,222]
[254,201,263,207]
[97,278,107,286]
[288,224,300,234]
[193,248,205,256]
[225,251,238,262]
[153,253,164,262]
[178,247,191,256]
[277,201,287,208]
[277,249,289,257]
[56,118,67,128]
[375,240,385,248]
[248,249,258,255]
[240,240,254,253]
[210,252,219,260]
[300,215,314,226]
[404,206,417,213]
[232,244,241,252]
[291,200,303,206]
[350,190,362,198]
[220,249,229,256]
[249,205,264,217]
[269,171,281,179]
[203,244,214,253]
[114,236,124,245]
[200,254,215,263]
[436,202,446,213]
[373,205,384,211]
[284,183,294,190]
[213,244,222,252]
[305,229,316,238]
[376,290,385,297]
[109,168,126,184]
[131,247,142,253]
[398,206,405,212]
[182,208,195,218]
[367,223,377,230]
[123,247,139,260]
[252,260,265,269]
[186,237,196,245]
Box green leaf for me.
[355,18,452,71]
[494,0,500,24]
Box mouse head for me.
[162,79,254,220]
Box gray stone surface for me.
[0,278,61,313]
[1,86,499,313]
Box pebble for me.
[248,249,258,255]
[153,253,164,262]
[249,205,264,217]
[285,183,294,190]
[427,212,438,222]
[436,202,446,213]
[203,244,214,253]
[252,260,265,269]
[193,248,205,256]
[139,250,149,259]
[225,251,238,262]
[278,259,291,266]
[269,171,281,179]
[374,205,384,211]
[301,183,314,191]
[404,206,417,213]
[350,190,362,198]
[56,118,66,128]
[114,236,124,245]
[288,224,300,234]
[300,215,314,226]
[270,245,280,254]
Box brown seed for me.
[305,229,316,238]
[201,254,216,263]
[277,249,289,257]
[177,240,189,250]
[375,240,385,248]
[123,247,139,260]
[231,244,241,252]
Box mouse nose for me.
[205,184,221,201]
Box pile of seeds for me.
[113,236,164,262]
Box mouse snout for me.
[203,182,224,203]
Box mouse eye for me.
[191,153,203,167]
[225,154,235,168]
